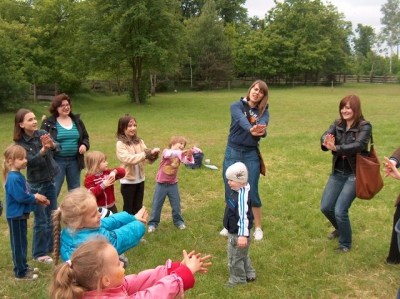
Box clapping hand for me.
[181,250,212,274]
[34,193,50,207]
[135,206,148,224]
[323,134,336,151]
[383,157,400,180]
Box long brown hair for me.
[337,94,364,128]
[245,80,269,117]
[13,109,33,141]
[116,114,140,145]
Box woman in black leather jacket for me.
[320,94,372,253]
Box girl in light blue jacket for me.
[52,187,147,264]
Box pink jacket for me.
[156,149,194,184]
[84,260,195,299]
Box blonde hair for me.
[85,151,107,175]
[169,136,186,148]
[2,144,26,183]
[49,238,109,299]
[52,187,97,265]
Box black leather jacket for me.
[41,113,90,170]
[321,119,372,174]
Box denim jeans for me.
[54,155,81,197]
[223,145,262,207]
[7,218,29,278]
[148,182,184,227]
[320,172,356,249]
[29,180,58,258]
[227,233,255,285]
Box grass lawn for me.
[0,83,400,298]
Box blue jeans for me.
[148,182,184,227]
[7,218,29,278]
[29,180,58,258]
[54,155,81,197]
[223,145,262,207]
[320,172,356,249]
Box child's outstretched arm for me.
[181,250,212,274]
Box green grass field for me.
[0,83,400,298]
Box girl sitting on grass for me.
[52,187,147,264]
[49,238,212,299]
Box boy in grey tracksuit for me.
[223,162,256,287]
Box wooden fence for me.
[30,84,58,102]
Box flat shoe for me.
[34,256,53,264]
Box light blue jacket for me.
[60,211,145,261]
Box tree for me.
[263,0,352,84]
[184,0,232,89]
[380,0,400,73]
[353,24,376,57]
[89,0,184,104]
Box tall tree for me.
[380,0,400,73]
[353,24,376,57]
[184,0,232,89]
[89,0,184,103]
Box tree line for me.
[1,0,399,107]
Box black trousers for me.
[120,182,145,215]
[387,205,400,263]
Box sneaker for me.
[148,226,156,233]
[225,281,236,287]
[328,230,340,240]
[27,267,39,273]
[15,274,38,281]
[220,228,228,237]
[34,256,53,264]
[253,228,263,241]
[140,237,147,243]
[178,224,186,230]
[246,276,256,282]
[336,246,351,253]
[385,259,400,265]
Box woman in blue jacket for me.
[220,80,270,241]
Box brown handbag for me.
[356,133,384,199]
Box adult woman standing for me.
[14,109,61,263]
[116,115,160,215]
[221,80,269,241]
[320,94,372,253]
[41,93,90,196]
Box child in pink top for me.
[49,238,212,299]
[84,151,125,213]
[147,136,194,232]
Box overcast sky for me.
[244,0,387,34]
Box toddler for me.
[84,150,125,213]
[147,136,194,232]
[52,187,147,264]
[2,144,49,281]
[223,162,256,287]
[49,238,212,299]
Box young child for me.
[223,162,256,287]
[49,238,212,299]
[52,187,147,264]
[2,144,50,281]
[147,136,194,232]
[116,114,160,215]
[84,151,126,214]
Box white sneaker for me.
[148,226,156,233]
[220,228,228,237]
[178,224,186,230]
[253,228,263,241]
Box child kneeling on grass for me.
[147,136,194,233]
[49,238,212,299]
[52,187,147,264]
[223,162,256,287]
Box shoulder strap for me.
[242,100,252,124]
